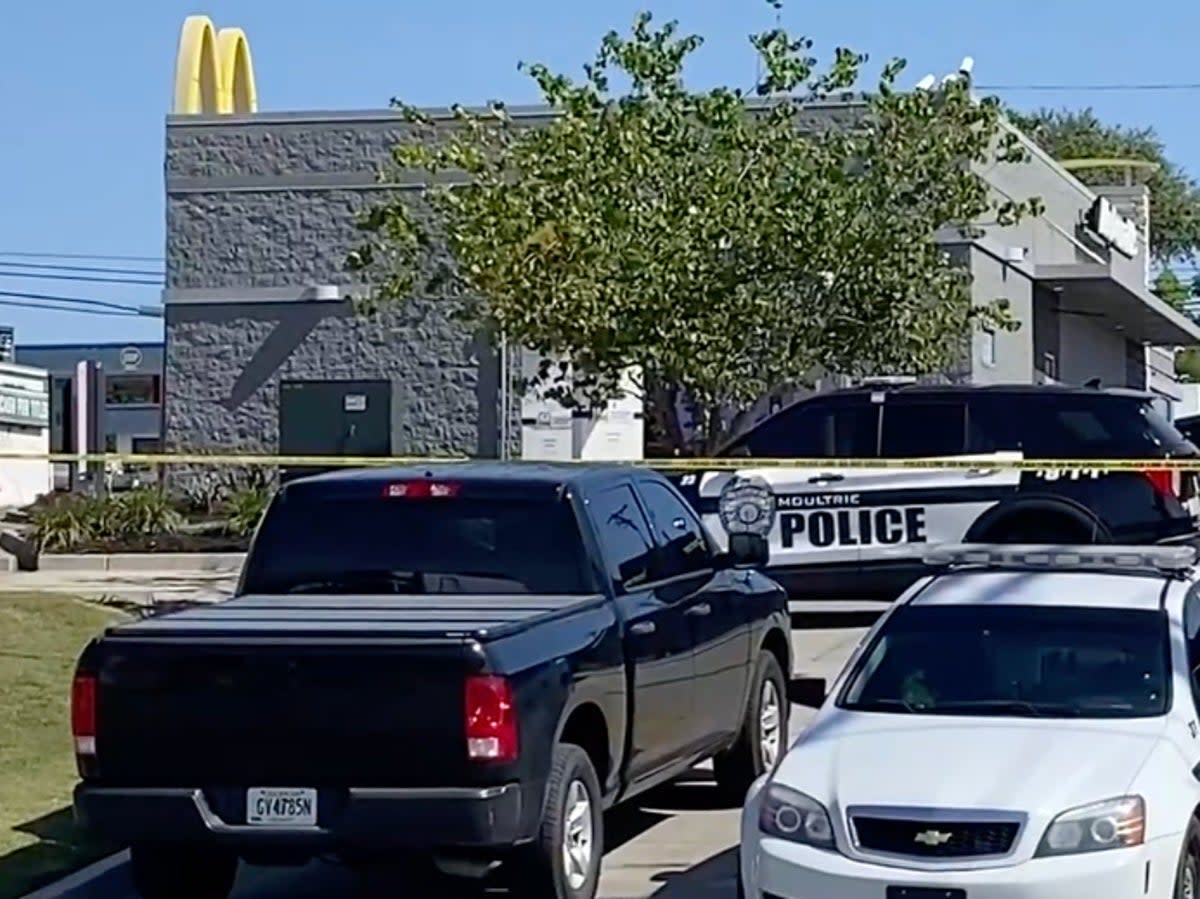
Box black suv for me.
[666,383,1200,600]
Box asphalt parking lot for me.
[80,619,866,899]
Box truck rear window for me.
[240,492,593,596]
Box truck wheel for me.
[513,743,604,899]
[713,650,788,804]
[130,844,238,899]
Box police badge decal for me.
[717,476,776,537]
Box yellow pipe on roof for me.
[173,15,258,115]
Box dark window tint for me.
[839,604,1170,719]
[638,481,712,578]
[131,437,161,454]
[105,374,161,406]
[589,484,655,589]
[241,491,592,595]
[1185,590,1200,716]
[967,394,1199,458]
[879,401,966,458]
[722,399,878,458]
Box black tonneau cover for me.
[92,592,607,787]
[108,593,607,641]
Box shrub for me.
[30,488,183,552]
[111,488,183,539]
[29,494,108,551]
[177,467,275,517]
[225,486,271,538]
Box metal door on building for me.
[278,380,393,482]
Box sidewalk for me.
[0,569,236,606]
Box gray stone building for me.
[163,102,1200,459]
[164,110,516,462]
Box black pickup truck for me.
[71,463,791,899]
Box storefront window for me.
[105,374,161,406]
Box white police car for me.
[739,544,1200,899]
[667,383,1199,601]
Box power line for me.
[0,290,161,317]
[980,82,1200,93]
[0,261,163,278]
[0,297,146,318]
[0,269,161,287]
[0,250,163,264]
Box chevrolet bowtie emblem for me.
[913,829,953,846]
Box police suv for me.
[667,382,1200,601]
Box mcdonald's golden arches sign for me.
[173,15,258,115]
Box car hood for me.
[775,715,1164,815]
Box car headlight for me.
[758,783,836,849]
[1035,795,1145,858]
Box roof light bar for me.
[923,543,1199,574]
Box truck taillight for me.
[71,673,97,757]
[464,675,518,763]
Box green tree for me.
[350,10,1039,453]
[1153,267,1191,311]
[1008,108,1200,263]
[1177,348,1200,382]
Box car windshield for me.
[838,604,1170,718]
[240,492,595,596]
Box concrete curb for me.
[19,851,130,899]
[35,553,246,573]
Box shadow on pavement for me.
[637,768,741,814]
[642,847,737,899]
[788,675,827,709]
[606,804,672,853]
[0,806,117,899]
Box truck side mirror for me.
[726,533,768,568]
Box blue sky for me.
[3,0,1199,345]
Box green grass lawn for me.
[0,593,126,899]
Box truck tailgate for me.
[91,593,599,787]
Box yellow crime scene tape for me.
[7,452,1200,471]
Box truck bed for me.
[88,593,606,788]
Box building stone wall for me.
[163,112,520,460]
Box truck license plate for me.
[245,787,317,826]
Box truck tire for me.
[513,743,604,899]
[713,650,788,804]
[129,844,238,899]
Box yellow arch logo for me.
[173,15,257,115]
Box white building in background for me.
[518,350,645,462]
[0,361,52,508]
